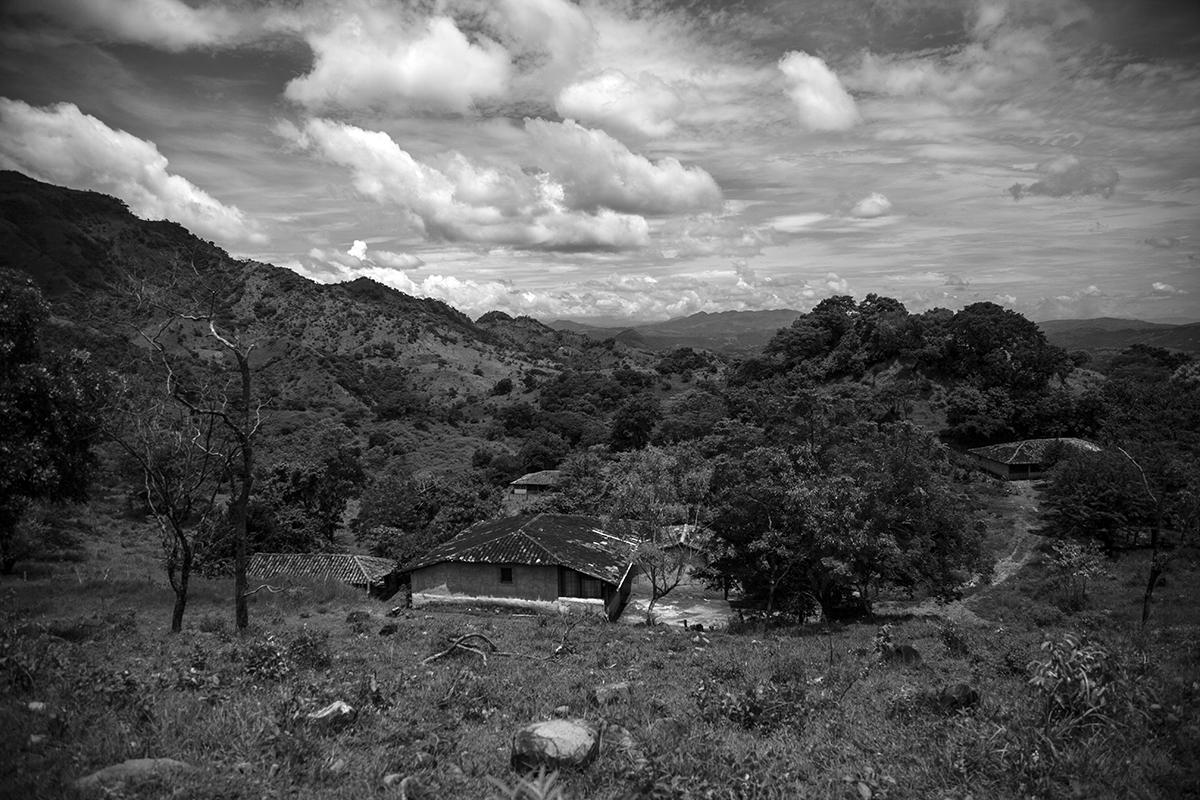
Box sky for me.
[1,0,1198,324]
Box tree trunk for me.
[171,564,189,633]
[1141,521,1163,628]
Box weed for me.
[1028,632,1116,734]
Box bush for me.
[240,634,292,680]
[1028,632,1116,733]
[288,627,332,671]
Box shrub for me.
[240,634,292,680]
[1028,632,1116,733]
[288,627,332,671]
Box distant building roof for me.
[407,514,636,584]
[510,470,563,488]
[968,437,1101,465]
[248,553,397,586]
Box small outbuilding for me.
[407,514,638,621]
[247,552,402,600]
[967,437,1101,480]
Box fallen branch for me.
[423,633,498,665]
[242,584,283,597]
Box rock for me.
[383,773,404,787]
[27,701,47,713]
[510,719,600,772]
[648,717,686,743]
[602,723,648,770]
[328,757,347,774]
[552,705,571,718]
[346,610,370,624]
[591,681,631,706]
[882,644,922,667]
[306,700,356,730]
[74,758,192,792]
[28,734,47,747]
[936,683,980,712]
[379,623,399,636]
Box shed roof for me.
[509,469,563,488]
[248,552,397,586]
[967,437,1101,465]
[407,514,635,584]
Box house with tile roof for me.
[967,437,1102,480]
[503,469,564,512]
[406,514,638,621]
[247,552,402,599]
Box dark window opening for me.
[500,567,513,584]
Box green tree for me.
[610,394,662,451]
[0,270,101,573]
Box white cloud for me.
[347,239,424,269]
[850,193,893,218]
[524,119,721,214]
[0,98,264,245]
[285,13,511,113]
[556,69,682,138]
[288,117,649,250]
[778,52,860,131]
[6,0,245,50]
[488,0,594,94]
[1152,282,1186,295]
[1009,155,1119,199]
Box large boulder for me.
[510,719,600,772]
[74,758,192,792]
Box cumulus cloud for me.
[285,13,511,113]
[524,119,721,214]
[286,117,649,250]
[6,0,246,50]
[487,0,594,93]
[348,239,424,269]
[1152,282,1186,294]
[778,52,860,131]
[657,213,774,259]
[1009,155,1119,199]
[0,98,264,245]
[1143,236,1182,249]
[556,70,682,138]
[849,193,893,218]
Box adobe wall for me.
[411,562,559,601]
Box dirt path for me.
[875,481,1045,626]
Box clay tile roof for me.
[967,437,1101,465]
[248,553,398,586]
[509,469,563,488]
[406,514,636,584]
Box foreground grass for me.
[2,544,1199,799]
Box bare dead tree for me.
[116,257,264,631]
[106,381,232,632]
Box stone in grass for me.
[346,610,371,624]
[602,723,648,770]
[74,758,192,792]
[306,700,356,730]
[590,681,631,706]
[511,719,600,772]
[552,705,571,718]
[379,623,399,636]
[936,683,980,712]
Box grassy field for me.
[2,499,1199,799]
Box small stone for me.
[346,610,370,624]
[937,683,980,712]
[510,719,599,772]
[306,700,356,730]
[379,623,399,636]
[591,681,631,706]
[329,758,347,774]
[602,723,647,770]
[73,758,192,791]
[28,734,47,747]
[552,705,571,718]
[27,701,47,713]
[648,717,686,743]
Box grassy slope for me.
[3,491,1199,799]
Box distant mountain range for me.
[550,309,804,354]
[1037,318,1200,353]
[552,311,1200,355]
